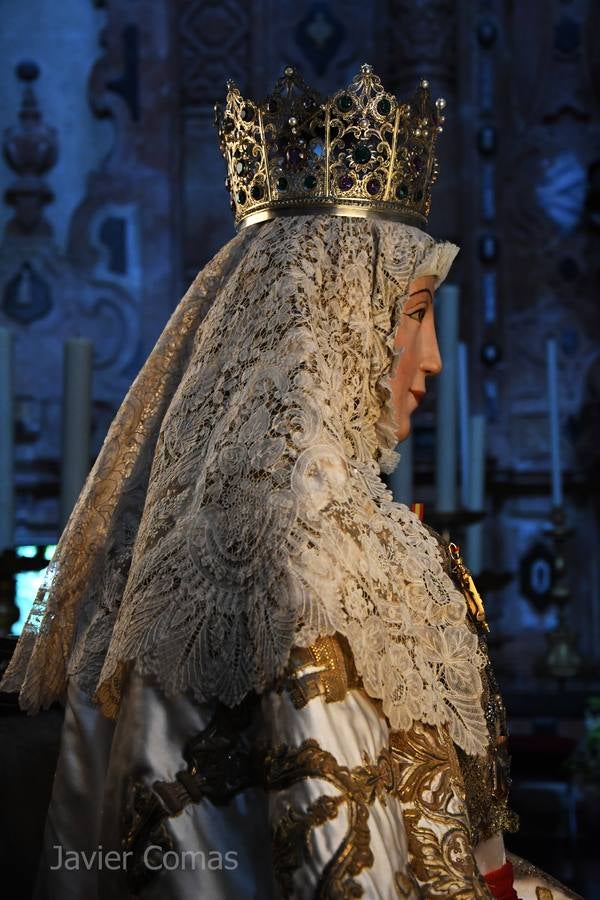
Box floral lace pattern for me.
[1,215,488,756]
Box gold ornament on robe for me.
[448,541,490,631]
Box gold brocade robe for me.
[33,535,582,900]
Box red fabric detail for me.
[410,502,425,521]
[483,860,519,900]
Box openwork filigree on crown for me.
[214,63,447,231]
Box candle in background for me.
[0,327,15,551]
[435,284,459,512]
[457,341,470,508]
[60,338,93,530]
[546,338,563,508]
[466,414,486,576]
[391,432,413,506]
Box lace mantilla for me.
[1,215,488,756]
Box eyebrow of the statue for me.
[408,288,434,303]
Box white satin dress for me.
[33,634,582,900]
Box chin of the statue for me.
[395,419,411,444]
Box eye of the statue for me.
[405,307,427,323]
[403,287,433,323]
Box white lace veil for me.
[1,214,488,756]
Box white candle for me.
[546,339,562,508]
[391,432,413,506]
[466,414,486,575]
[435,284,459,512]
[457,342,470,508]
[0,328,15,551]
[60,338,93,530]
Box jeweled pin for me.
[448,542,489,631]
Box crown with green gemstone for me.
[214,63,446,231]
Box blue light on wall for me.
[536,151,586,233]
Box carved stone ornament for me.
[3,61,58,237]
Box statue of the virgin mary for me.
[0,65,582,900]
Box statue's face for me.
[388,274,441,442]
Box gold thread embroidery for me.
[120,696,260,895]
[508,853,584,900]
[121,695,401,898]
[271,793,346,895]
[264,737,401,898]
[394,869,422,898]
[455,635,519,843]
[390,720,492,899]
[435,531,520,845]
[121,778,175,895]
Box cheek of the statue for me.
[390,344,418,440]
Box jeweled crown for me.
[214,63,446,231]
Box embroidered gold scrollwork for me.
[264,737,401,899]
[394,869,422,899]
[390,720,492,899]
[120,695,260,895]
[121,777,176,895]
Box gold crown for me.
[214,63,446,231]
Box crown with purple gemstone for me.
[214,63,446,231]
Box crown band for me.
[215,64,446,232]
[237,202,427,231]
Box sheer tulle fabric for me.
[1,215,488,756]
